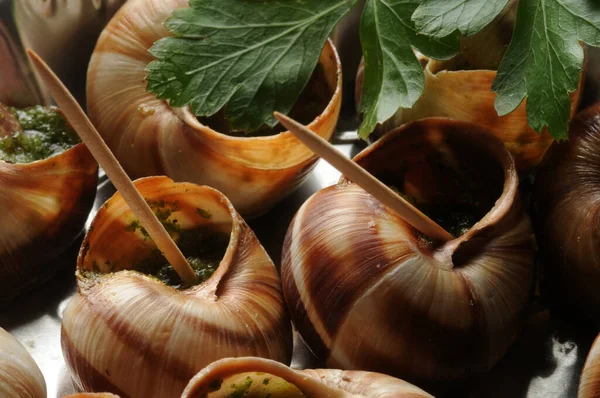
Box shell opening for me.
[198,62,334,137]
[80,179,237,290]
[353,127,505,240]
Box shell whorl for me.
[182,357,433,398]
[87,0,342,217]
[0,139,98,299]
[282,118,535,382]
[61,177,292,398]
[0,327,46,398]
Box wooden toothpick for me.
[275,112,454,242]
[27,50,197,285]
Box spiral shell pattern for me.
[87,0,342,217]
[0,327,46,398]
[0,108,97,299]
[282,118,535,382]
[182,357,433,398]
[61,176,292,398]
[533,103,600,323]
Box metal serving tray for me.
[1,1,600,397]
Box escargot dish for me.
[61,176,292,397]
[580,334,600,398]
[182,357,433,397]
[0,327,46,398]
[87,0,342,217]
[282,118,535,382]
[355,1,584,170]
[533,103,600,324]
[0,103,97,299]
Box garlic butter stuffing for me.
[123,198,229,289]
[0,104,80,163]
[0,103,97,300]
[181,357,434,398]
[62,177,292,398]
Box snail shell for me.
[533,103,600,323]
[61,176,292,398]
[0,327,46,398]
[182,357,433,398]
[355,2,584,170]
[87,0,342,217]
[282,118,535,382]
[580,334,600,398]
[0,105,97,300]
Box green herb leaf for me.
[146,0,358,133]
[492,0,600,140]
[358,0,459,138]
[412,0,510,37]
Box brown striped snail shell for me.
[0,327,46,398]
[182,357,433,398]
[355,2,584,170]
[0,105,97,300]
[61,176,292,398]
[533,103,600,323]
[282,118,535,382]
[580,334,600,398]
[87,0,342,218]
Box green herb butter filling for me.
[133,227,230,290]
[123,199,230,289]
[0,105,80,163]
[200,372,306,398]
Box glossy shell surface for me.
[61,176,292,398]
[282,118,535,382]
[182,357,433,398]
[580,334,600,398]
[0,327,46,398]
[533,103,600,323]
[87,0,342,217]
[0,108,98,300]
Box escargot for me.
[0,104,97,299]
[533,103,600,324]
[87,0,342,217]
[579,334,600,398]
[0,327,46,398]
[61,176,292,398]
[355,1,584,170]
[182,357,433,398]
[282,118,535,382]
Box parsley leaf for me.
[146,0,358,133]
[492,0,600,140]
[358,0,459,138]
[412,0,510,37]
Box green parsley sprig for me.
[146,0,600,140]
